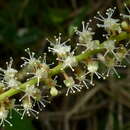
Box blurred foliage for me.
[0,0,91,48]
[0,0,93,68]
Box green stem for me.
[0,78,38,101]
[0,31,129,101]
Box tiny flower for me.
[3,78,20,90]
[77,40,100,52]
[19,85,38,103]
[103,40,119,60]
[47,33,71,57]
[21,48,41,68]
[116,45,130,63]
[63,77,82,96]
[27,66,49,86]
[34,90,50,111]
[103,56,125,78]
[0,106,12,127]
[94,8,121,33]
[62,56,77,71]
[18,98,39,119]
[76,71,91,89]
[59,52,77,72]
[86,61,105,85]
[0,57,17,81]
[75,21,94,44]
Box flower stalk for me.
[0,31,129,101]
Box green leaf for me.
[5,110,36,130]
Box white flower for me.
[86,61,105,85]
[75,21,94,44]
[18,98,39,119]
[62,56,77,71]
[116,45,130,63]
[21,48,41,68]
[94,8,121,33]
[64,77,82,96]
[76,71,90,89]
[75,21,100,52]
[27,66,49,86]
[0,58,17,81]
[57,51,77,72]
[47,33,71,57]
[77,40,100,52]
[34,94,50,111]
[103,57,125,78]
[0,106,12,127]
[19,85,38,103]
[3,78,20,89]
[103,40,119,60]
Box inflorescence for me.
[0,5,130,127]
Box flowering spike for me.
[0,9,130,127]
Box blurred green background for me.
[0,0,130,130]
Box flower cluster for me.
[0,5,130,127]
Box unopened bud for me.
[121,21,129,30]
[50,87,58,96]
